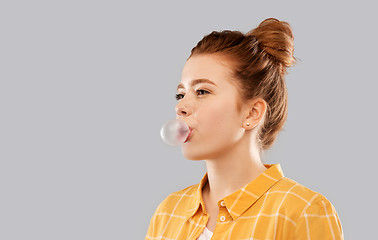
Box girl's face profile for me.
[175,54,247,161]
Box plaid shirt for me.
[146,164,343,239]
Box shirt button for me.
[220,216,226,222]
[220,200,226,207]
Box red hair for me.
[189,18,296,151]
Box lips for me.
[184,128,193,143]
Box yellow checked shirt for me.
[146,164,343,240]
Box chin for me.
[181,145,218,161]
[182,152,204,161]
[181,147,207,161]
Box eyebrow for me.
[176,79,217,91]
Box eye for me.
[175,89,210,101]
[196,89,210,95]
[175,93,184,100]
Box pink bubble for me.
[160,119,190,146]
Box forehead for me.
[179,54,236,89]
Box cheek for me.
[182,101,243,160]
[197,100,239,134]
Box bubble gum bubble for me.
[160,119,190,146]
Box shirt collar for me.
[185,164,285,222]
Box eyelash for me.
[175,89,210,100]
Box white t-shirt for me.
[197,227,213,240]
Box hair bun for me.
[247,18,296,69]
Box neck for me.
[202,140,267,202]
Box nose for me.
[175,101,193,118]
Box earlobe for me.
[244,122,257,129]
[243,98,266,129]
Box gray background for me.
[1,0,376,239]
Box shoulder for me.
[266,177,337,219]
[273,178,344,239]
[154,183,199,215]
[273,177,331,201]
[146,183,200,238]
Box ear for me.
[242,98,267,130]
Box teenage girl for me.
[146,18,343,240]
